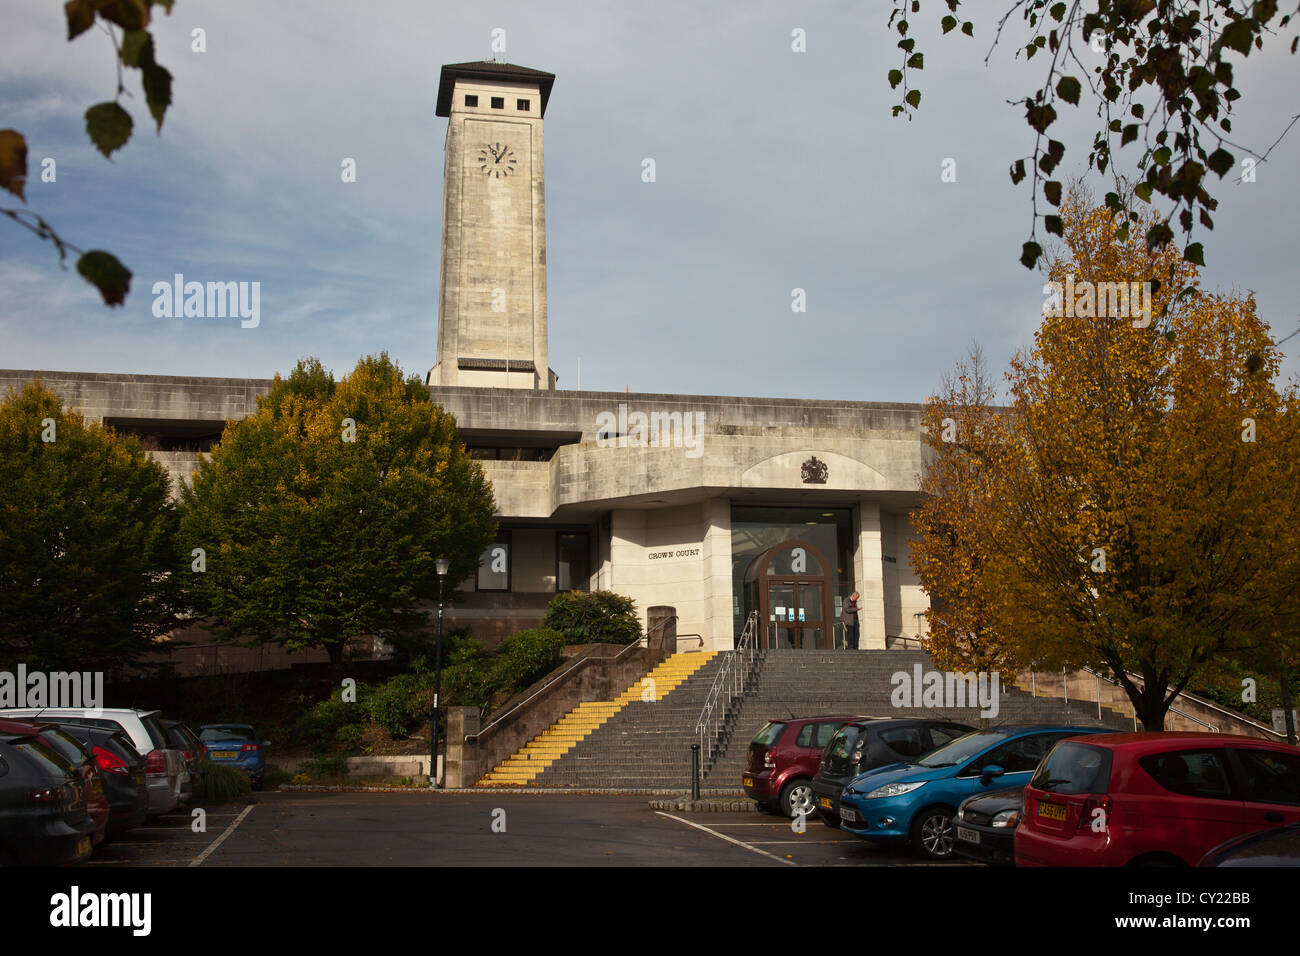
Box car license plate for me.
[76,837,91,857]
[819,797,832,809]
[1037,801,1067,821]
[211,750,238,760]
[839,807,857,823]
[91,778,103,796]
[742,776,754,788]
[956,825,980,844]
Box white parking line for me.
[189,804,254,867]
[655,812,797,866]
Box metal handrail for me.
[1078,666,1219,732]
[694,611,758,773]
[466,614,678,743]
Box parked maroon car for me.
[0,719,109,849]
[743,716,867,817]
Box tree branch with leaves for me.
[0,0,176,306]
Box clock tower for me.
[429,61,557,389]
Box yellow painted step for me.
[474,651,717,786]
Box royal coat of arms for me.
[801,456,828,484]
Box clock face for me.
[478,142,517,178]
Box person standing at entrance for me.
[841,591,860,649]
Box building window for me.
[464,94,478,107]
[477,532,511,591]
[517,98,530,111]
[557,532,589,592]
[490,96,505,109]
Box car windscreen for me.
[1030,742,1113,793]
[200,726,256,742]
[140,715,171,750]
[821,726,864,775]
[38,727,90,767]
[751,722,786,747]
[917,731,1008,768]
[7,736,75,778]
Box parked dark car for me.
[162,719,205,801]
[812,719,974,828]
[743,716,867,817]
[46,723,150,840]
[1200,821,1300,867]
[0,718,109,849]
[0,732,96,866]
[954,786,1024,865]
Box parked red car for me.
[743,716,867,818]
[0,719,110,848]
[1016,732,1300,867]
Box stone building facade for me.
[0,60,934,654]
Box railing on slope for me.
[1076,667,1220,732]
[466,614,679,746]
[1030,665,1236,734]
[695,611,758,776]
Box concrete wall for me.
[0,369,271,422]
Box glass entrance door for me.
[764,580,827,649]
[751,539,834,651]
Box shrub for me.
[300,755,348,779]
[543,590,641,645]
[491,627,567,692]
[443,654,497,713]
[201,760,252,803]
[262,767,293,789]
[333,723,365,749]
[296,693,365,753]
[367,673,430,737]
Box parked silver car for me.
[0,707,183,817]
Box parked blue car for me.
[198,724,268,788]
[838,724,1116,860]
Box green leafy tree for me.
[0,380,179,671]
[178,353,497,678]
[882,1,1300,270]
[1,0,177,305]
[543,590,641,645]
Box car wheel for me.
[912,807,957,860]
[779,779,815,819]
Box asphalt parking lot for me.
[87,792,980,867]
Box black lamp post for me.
[431,556,449,788]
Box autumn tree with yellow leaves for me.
[913,197,1300,731]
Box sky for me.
[2,1,1297,403]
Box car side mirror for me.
[980,763,1005,784]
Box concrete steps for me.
[476,648,1135,789]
